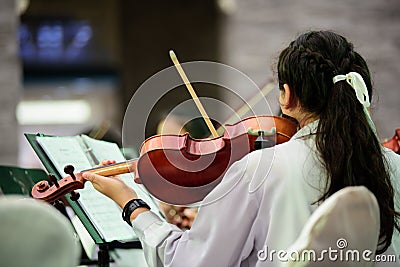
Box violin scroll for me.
[31,166,85,203]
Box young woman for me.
[83,31,400,266]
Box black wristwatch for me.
[122,199,150,226]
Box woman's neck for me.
[298,115,319,128]
[288,108,319,128]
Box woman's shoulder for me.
[240,138,317,188]
[383,147,400,182]
[384,147,400,162]
[245,136,315,168]
[211,137,318,200]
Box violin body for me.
[382,129,400,154]
[138,115,297,204]
[31,115,297,205]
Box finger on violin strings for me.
[99,159,116,166]
[82,172,107,184]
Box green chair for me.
[0,165,48,196]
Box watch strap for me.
[122,199,150,226]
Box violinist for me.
[82,30,400,266]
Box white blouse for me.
[131,120,400,266]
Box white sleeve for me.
[131,158,258,267]
[132,211,183,267]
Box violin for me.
[382,128,400,154]
[32,51,298,205]
[31,115,298,205]
[31,49,400,205]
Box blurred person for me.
[82,31,400,266]
[0,195,81,267]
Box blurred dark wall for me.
[21,0,222,137]
[119,0,222,136]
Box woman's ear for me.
[279,83,292,109]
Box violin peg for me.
[48,173,59,188]
[52,199,65,211]
[64,165,76,180]
[69,191,80,201]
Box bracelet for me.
[122,199,150,226]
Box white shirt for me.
[132,120,400,267]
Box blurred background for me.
[1,0,399,168]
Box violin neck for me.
[85,159,137,177]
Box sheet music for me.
[80,135,125,163]
[79,135,161,212]
[36,135,161,243]
[37,136,92,173]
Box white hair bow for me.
[332,72,377,135]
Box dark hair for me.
[277,30,399,253]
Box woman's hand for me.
[82,160,138,209]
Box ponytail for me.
[277,31,399,253]
[317,75,396,253]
